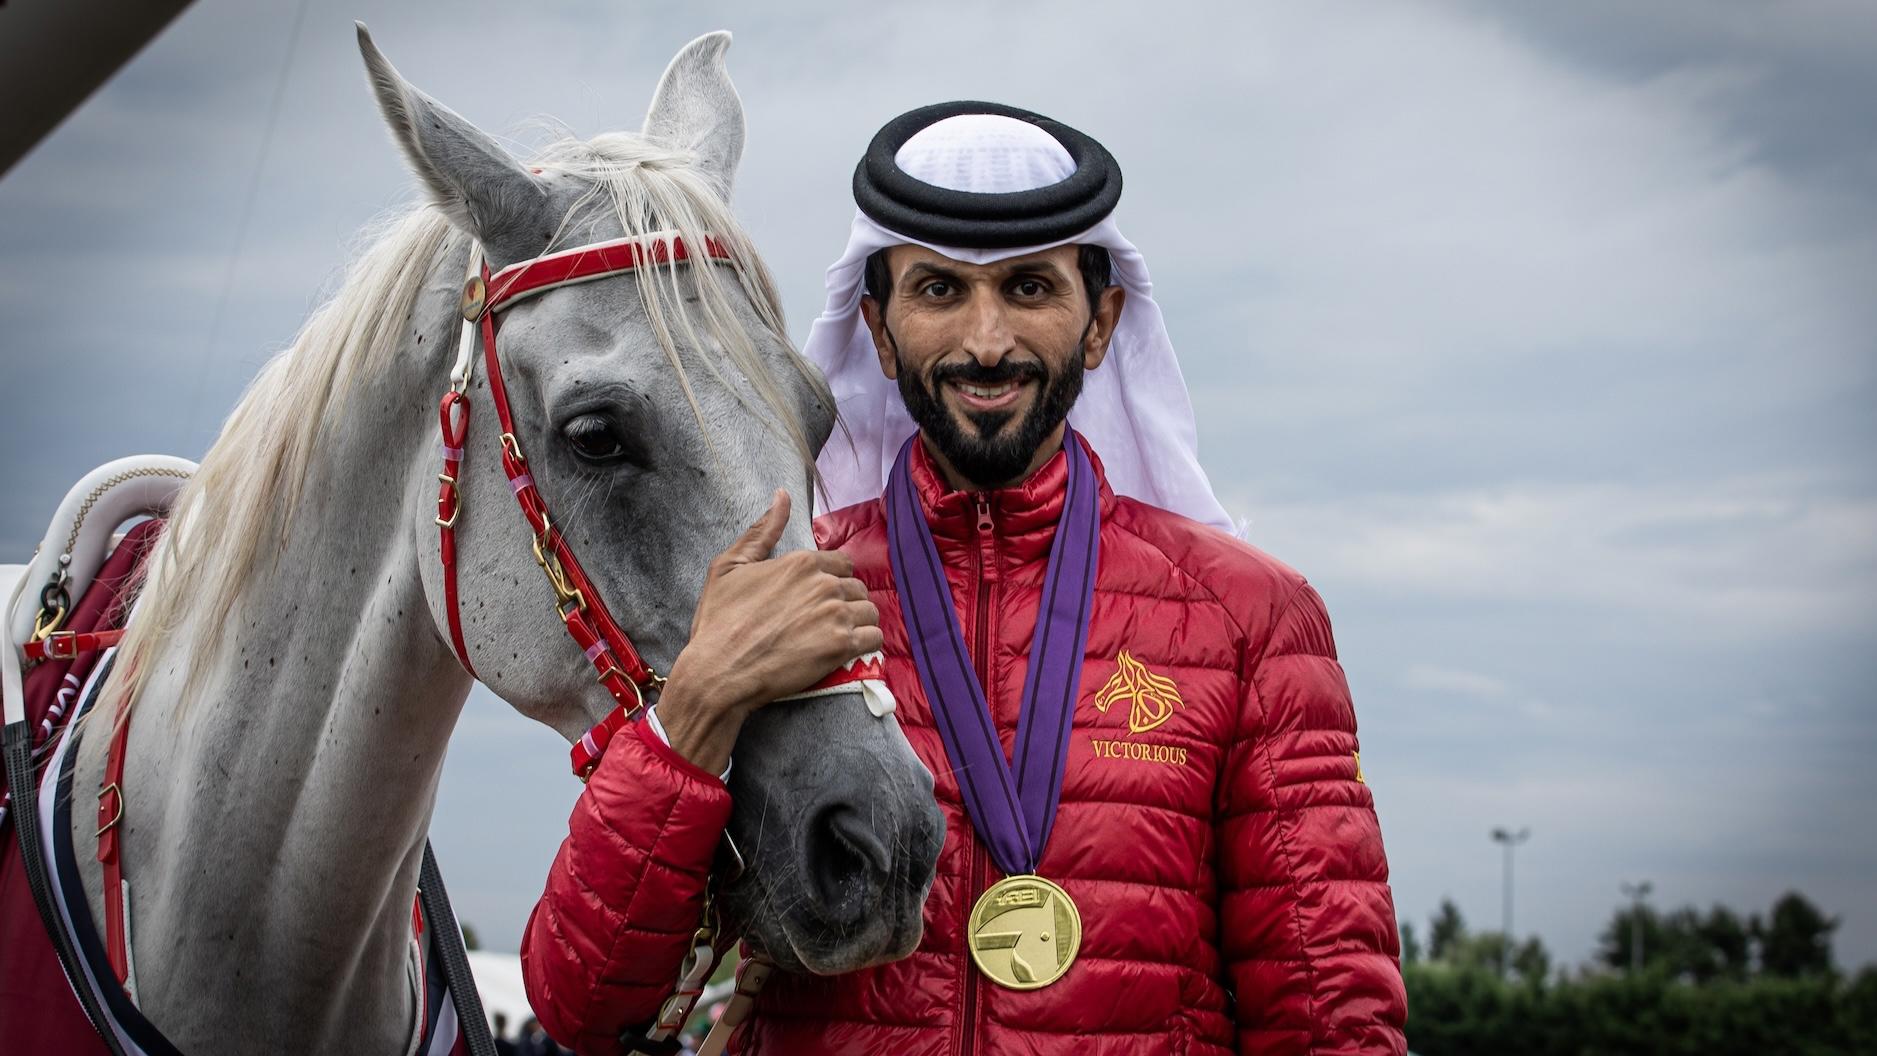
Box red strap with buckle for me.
[97,700,132,987]
[24,628,125,663]
[436,389,476,678]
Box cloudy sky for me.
[4,0,1873,973]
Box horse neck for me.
[78,245,476,1048]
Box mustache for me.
[926,358,1048,388]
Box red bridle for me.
[435,232,733,780]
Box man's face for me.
[860,244,1125,489]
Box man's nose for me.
[959,295,1015,365]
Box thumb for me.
[720,489,790,567]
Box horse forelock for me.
[112,129,828,725]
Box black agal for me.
[852,101,1123,249]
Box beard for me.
[895,345,1087,489]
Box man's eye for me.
[921,281,953,298]
[562,416,628,464]
[1013,280,1046,297]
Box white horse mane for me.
[113,130,824,720]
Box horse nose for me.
[806,802,891,927]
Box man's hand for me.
[656,490,883,775]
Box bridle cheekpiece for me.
[434,232,733,780]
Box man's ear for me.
[1082,284,1127,370]
[860,295,899,380]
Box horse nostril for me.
[807,804,888,924]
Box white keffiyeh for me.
[805,114,1235,535]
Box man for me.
[522,102,1407,1054]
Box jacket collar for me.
[907,431,1115,565]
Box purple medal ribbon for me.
[885,432,1100,876]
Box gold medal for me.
[966,874,1082,989]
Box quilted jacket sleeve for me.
[521,718,732,1055]
[1217,581,1408,1055]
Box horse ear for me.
[356,23,549,261]
[642,31,745,201]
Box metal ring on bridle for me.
[852,100,1123,249]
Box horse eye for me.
[562,415,628,464]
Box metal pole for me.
[1491,827,1531,979]
[1633,900,1641,972]
[1620,880,1652,973]
[1506,841,1515,968]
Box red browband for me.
[486,233,731,313]
[436,233,734,780]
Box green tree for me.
[1510,936,1550,987]
[1846,965,1877,1052]
[1759,890,1836,977]
[1400,921,1423,966]
[1429,898,1467,962]
[1457,932,1509,974]
[1597,901,1753,981]
[1597,901,1663,972]
[1695,905,1752,982]
[460,921,480,951]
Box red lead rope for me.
[436,234,734,780]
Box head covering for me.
[805,102,1236,535]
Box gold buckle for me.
[533,529,586,612]
[500,432,527,465]
[97,783,123,837]
[435,480,462,528]
[603,672,648,718]
[41,631,79,661]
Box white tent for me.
[465,950,534,1032]
[465,949,736,1043]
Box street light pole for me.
[1620,880,1653,973]
[1490,827,1531,979]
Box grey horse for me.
[66,27,940,1052]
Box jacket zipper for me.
[960,494,996,1056]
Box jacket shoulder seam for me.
[1108,519,1253,647]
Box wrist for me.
[655,665,746,775]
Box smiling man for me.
[862,241,1119,489]
[522,102,1407,1055]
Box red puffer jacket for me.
[522,437,1407,1055]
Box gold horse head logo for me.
[1092,650,1184,735]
